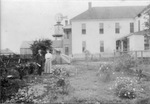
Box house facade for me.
[20,3,150,58]
[63,2,150,57]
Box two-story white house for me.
[63,2,150,57]
[20,3,150,59]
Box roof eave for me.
[71,18,135,22]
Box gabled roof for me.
[117,29,150,40]
[0,48,14,55]
[139,4,150,15]
[71,6,146,21]
[133,29,150,35]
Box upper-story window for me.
[115,23,120,34]
[130,22,134,33]
[99,23,104,34]
[82,23,86,34]
[138,20,140,31]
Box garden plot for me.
[3,55,150,104]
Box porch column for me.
[121,40,124,52]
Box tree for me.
[30,39,53,58]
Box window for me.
[138,20,140,31]
[82,41,86,52]
[130,22,134,33]
[115,23,120,34]
[65,47,69,55]
[144,35,150,50]
[99,23,104,34]
[82,24,86,34]
[100,41,104,52]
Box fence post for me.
[134,51,137,71]
[141,51,143,64]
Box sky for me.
[1,0,150,53]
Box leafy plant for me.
[30,39,53,58]
[113,54,137,72]
[0,77,26,103]
[109,76,147,100]
[98,63,114,82]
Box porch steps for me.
[60,54,71,64]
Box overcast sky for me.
[1,0,150,53]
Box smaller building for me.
[0,48,15,55]
[20,41,33,58]
[116,29,150,57]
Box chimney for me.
[65,20,68,26]
[88,2,92,9]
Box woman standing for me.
[44,49,52,73]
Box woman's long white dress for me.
[44,53,52,73]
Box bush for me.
[30,39,53,57]
[113,54,138,72]
[0,77,26,103]
[109,76,147,100]
[98,63,114,82]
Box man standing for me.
[35,49,44,76]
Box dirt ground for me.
[57,62,150,103]
[69,68,113,100]
[58,61,118,103]
[25,61,150,103]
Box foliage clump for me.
[98,63,114,82]
[30,39,53,57]
[110,77,138,99]
[113,54,137,72]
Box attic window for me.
[138,13,141,17]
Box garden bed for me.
[1,55,150,104]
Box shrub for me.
[110,77,144,99]
[98,63,114,82]
[0,77,25,103]
[113,54,138,73]
[30,39,53,58]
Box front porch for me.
[116,30,150,52]
[116,37,129,52]
[115,29,150,57]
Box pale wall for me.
[72,19,136,54]
[129,35,144,51]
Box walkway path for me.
[69,68,114,101]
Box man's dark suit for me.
[35,54,44,75]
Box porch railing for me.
[114,50,150,58]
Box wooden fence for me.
[114,50,150,58]
[114,50,150,64]
[71,50,150,63]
